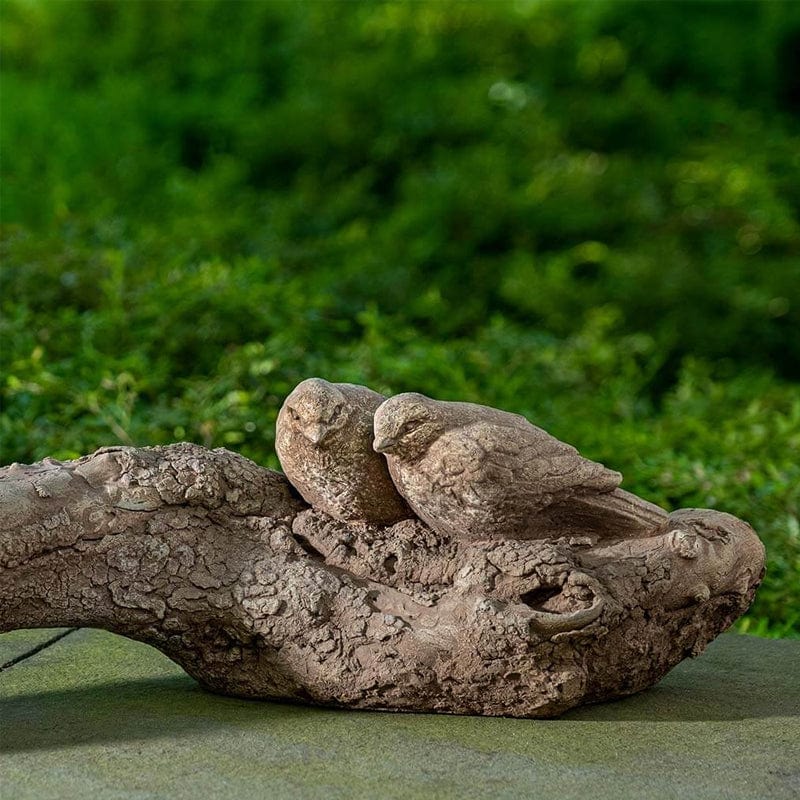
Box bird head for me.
[282,378,349,447]
[373,393,444,460]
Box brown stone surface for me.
[0,407,765,717]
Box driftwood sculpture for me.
[0,380,765,718]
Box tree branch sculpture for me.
[0,411,765,717]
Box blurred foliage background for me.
[1,0,798,637]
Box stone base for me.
[1,629,798,799]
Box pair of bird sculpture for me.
[275,378,667,542]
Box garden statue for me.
[0,379,765,717]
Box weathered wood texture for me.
[0,441,764,717]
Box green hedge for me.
[1,1,798,637]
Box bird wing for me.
[426,421,621,513]
[427,430,516,505]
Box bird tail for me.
[570,488,668,540]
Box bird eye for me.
[288,407,300,422]
[324,406,345,427]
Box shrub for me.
[2,0,798,636]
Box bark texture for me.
[0,443,765,717]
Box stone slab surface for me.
[1,629,798,800]
[0,628,70,667]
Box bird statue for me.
[372,392,668,541]
[276,378,412,525]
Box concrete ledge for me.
[0,628,70,667]
[1,629,798,799]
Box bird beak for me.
[305,424,328,445]
[373,436,396,454]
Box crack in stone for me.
[0,628,79,673]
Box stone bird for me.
[276,378,412,525]
[373,392,667,541]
